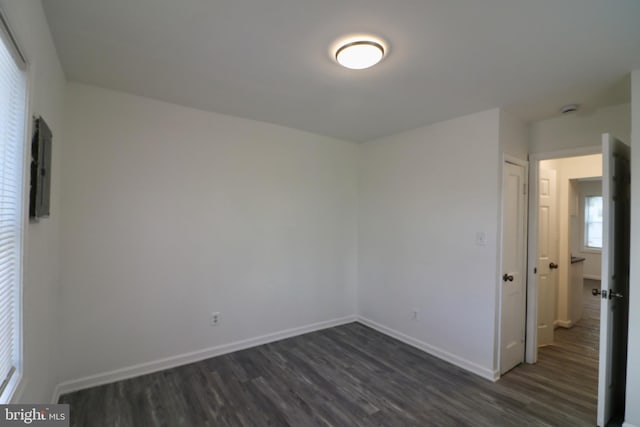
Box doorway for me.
[536,154,603,348]
[525,147,603,360]
[523,136,631,426]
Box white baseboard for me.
[623,422,639,427]
[54,315,357,399]
[583,274,601,281]
[356,316,498,382]
[555,319,574,329]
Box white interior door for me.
[597,134,630,426]
[500,161,527,374]
[537,168,558,347]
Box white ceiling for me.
[42,0,640,142]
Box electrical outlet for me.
[210,312,221,326]
[412,309,419,321]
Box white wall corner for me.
[54,315,357,397]
[50,384,61,404]
[357,316,498,382]
[8,375,25,404]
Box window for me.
[584,195,603,249]
[0,10,27,403]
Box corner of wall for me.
[357,316,498,382]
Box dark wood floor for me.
[497,280,602,427]
[60,283,603,426]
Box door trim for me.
[526,146,601,363]
[497,154,528,376]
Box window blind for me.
[0,10,26,400]
[585,195,603,249]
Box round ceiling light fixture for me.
[335,39,385,70]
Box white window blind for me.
[0,10,26,401]
[584,195,603,249]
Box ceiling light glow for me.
[335,40,385,70]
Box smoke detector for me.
[560,104,579,114]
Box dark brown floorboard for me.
[497,279,602,427]
[60,281,604,426]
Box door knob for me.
[609,291,624,300]
[549,262,559,270]
[502,274,514,282]
[592,289,609,299]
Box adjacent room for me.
[1,1,640,426]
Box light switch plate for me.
[476,231,487,246]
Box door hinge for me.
[523,183,527,195]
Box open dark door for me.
[597,134,630,426]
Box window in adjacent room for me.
[0,10,27,403]
[584,195,603,250]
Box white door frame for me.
[497,154,528,375]
[526,145,601,363]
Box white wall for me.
[571,180,602,280]
[57,83,358,385]
[499,110,529,161]
[0,0,66,403]
[540,155,601,326]
[624,69,640,427]
[358,109,501,379]
[530,103,630,154]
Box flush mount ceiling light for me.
[335,39,385,70]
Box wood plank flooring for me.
[60,284,603,426]
[496,280,602,427]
